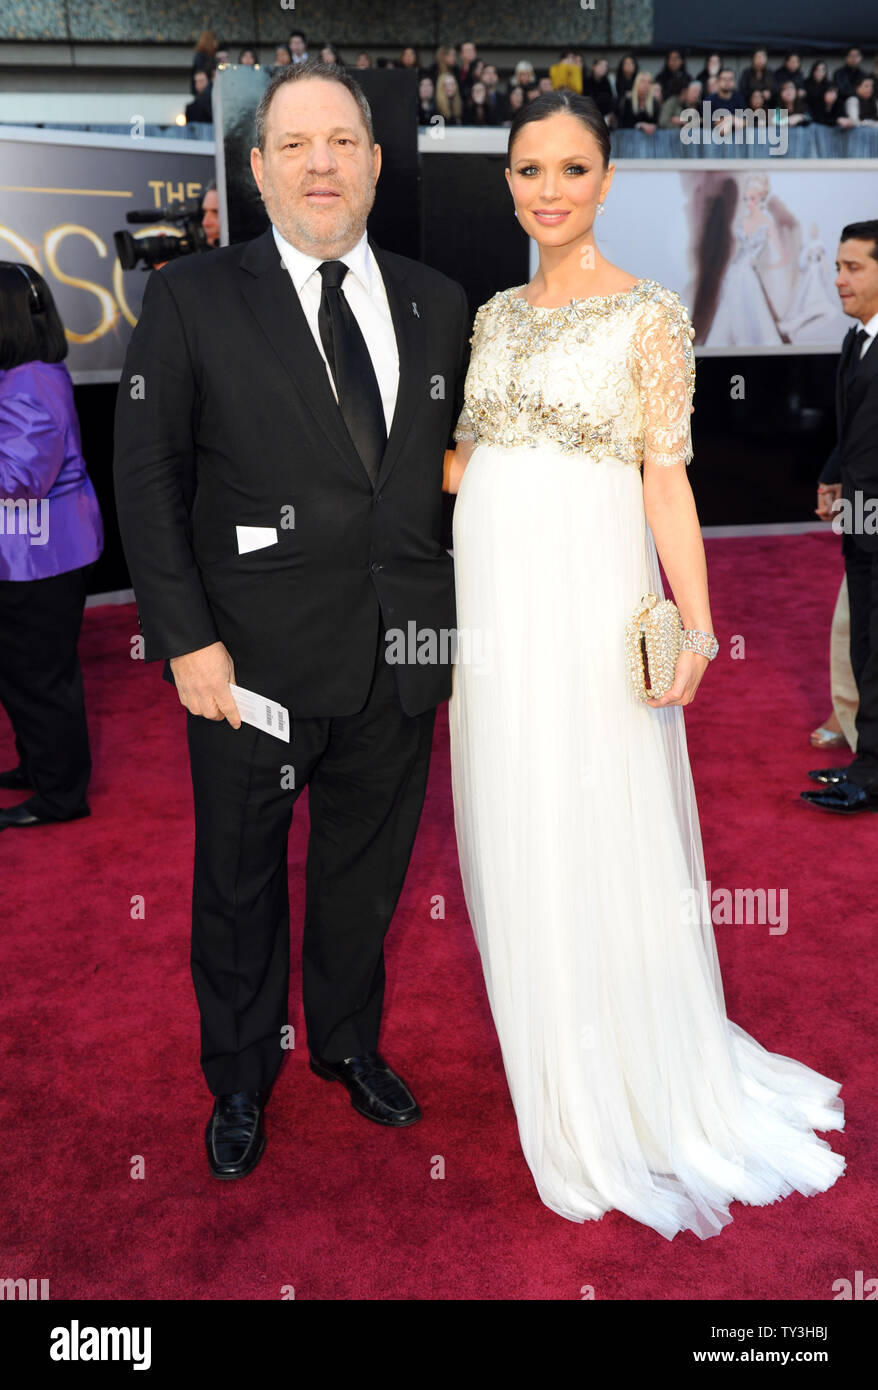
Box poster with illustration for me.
[529,159,876,353]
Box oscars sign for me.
[0,127,215,380]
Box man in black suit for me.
[833,48,867,102]
[114,59,471,1176]
[803,221,878,813]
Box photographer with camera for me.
[115,185,220,273]
[200,183,220,248]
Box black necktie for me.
[844,328,868,386]
[317,260,387,487]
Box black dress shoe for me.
[807,765,854,784]
[205,1091,266,1179]
[0,766,30,789]
[309,1051,421,1126]
[0,802,90,830]
[800,778,878,814]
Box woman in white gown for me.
[778,222,851,343]
[443,92,844,1241]
[704,175,787,347]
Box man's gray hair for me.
[254,58,375,153]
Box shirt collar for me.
[272,223,373,297]
[860,309,878,340]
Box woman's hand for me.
[443,446,470,494]
[646,649,710,708]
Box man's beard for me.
[262,173,376,257]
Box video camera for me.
[114,204,210,271]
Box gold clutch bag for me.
[625,593,683,701]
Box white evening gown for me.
[448,280,845,1240]
[778,238,850,344]
[704,222,784,346]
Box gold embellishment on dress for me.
[463,387,644,464]
[454,280,696,468]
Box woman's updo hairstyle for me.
[505,90,611,170]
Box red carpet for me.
[0,531,871,1300]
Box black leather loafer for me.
[0,766,30,789]
[309,1051,421,1126]
[0,803,90,830]
[800,778,878,813]
[205,1091,266,1179]
[807,765,854,784]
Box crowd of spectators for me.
[186,31,878,133]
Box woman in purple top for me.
[0,263,103,828]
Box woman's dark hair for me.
[505,90,611,169]
[0,263,68,369]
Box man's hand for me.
[816,482,842,520]
[169,641,242,726]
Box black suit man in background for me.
[114,60,471,1176]
[804,221,878,813]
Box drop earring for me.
[597,202,606,215]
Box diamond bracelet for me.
[681,628,719,661]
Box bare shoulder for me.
[614,270,642,293]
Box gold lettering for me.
[0,226,40,266]
[44,225,117,344]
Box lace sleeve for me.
[636,293,696,468]
[453,404,475,442]
[452,302,490,445]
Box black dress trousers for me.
[843,535,878,786]
[0,563,92,818]
[186,612,437,1096]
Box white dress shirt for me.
[856,308,878,359]
[844,95,878,125]
[271,223,400,435]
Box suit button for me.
[370,561,382,573]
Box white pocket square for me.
[236,525,278,555]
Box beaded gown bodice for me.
[729,222,769,267]
[454,279,697,469]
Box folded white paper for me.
[229,683,290,742]
[236,525,278,554]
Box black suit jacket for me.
[113,228,471,717]
[819,324,878,552]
